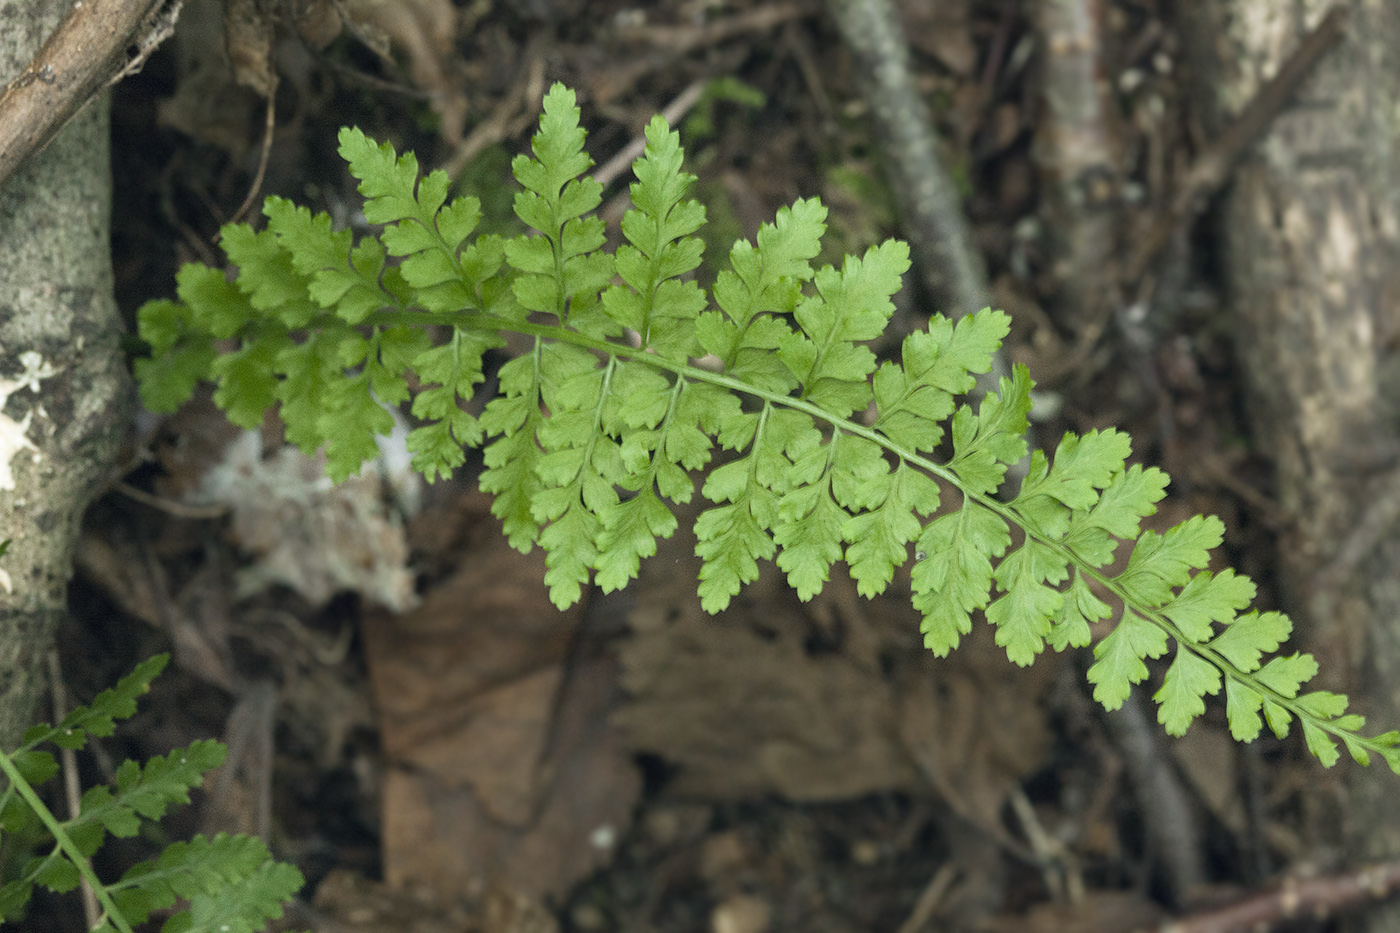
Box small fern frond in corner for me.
[133,83,1400,774]
[0,654,304,932]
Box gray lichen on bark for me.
[0,0,129,750]
[1182,2,1400,929]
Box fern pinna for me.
[136,84,1400,772]
[0,655,303,932]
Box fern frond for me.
[101,829,306,930]
[134,83,1400,773]
[104,833,304,933]
[19,654,167,753]
[70,739,227,855]
[0,656,304,932]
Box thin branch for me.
[824,0,990,323]
[1103,690,1205,907]
[1122,4,1349,287]
[111,0,185,84]
[0,0,178,187]
[593,80,708,190]
[441,41,547,180]
[824,0,1027,481]
[895,862,958,933]
[1043,4,1349,380]
[613,4,807,54]
[116,482,228,519]
[1032,0,1124,336]
[48,651,98,931]
[1143,860,1400,933]
[227,76,280,228]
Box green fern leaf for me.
[1088,610,1169,710]
[1049,571,1110,650]
[104,833,304,933]
[1224,678,1268,742]
[131,83,1400,773]
[774,453,848,600]
[697,405,820,611]
[1064,463,1169,567]
[986,538,1068,666]
[210,334,281,429]
[0,655,305,931]
[479,348,548,550]
[1155,648,1222,735]
[21,654,169,752]
[263,196,386,324]
[843,461,940,598]
[1014,429,1131,537]
[1160,569,1256,643]
[604,115,707,361]
[872,311,1009,453]
[505,84,613,331]
[1254,652,1320,697]
[33,853,81,894]
[221,223,319,323]
[779,239,907,415]
[177,858,305,933]
[1208,609,1291,672]
[948,367,1032,495]
[1118,514,1222,607]
[408,332,496,481]
[1301,720,1341,768]
[73,739,226,854]
[912,503,1010,655]
[698,199,823,392]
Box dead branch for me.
[1141,860,1400,933]
[824,0,1027,481]
[441,40,546,180]
[1042,4,1348,382]
[1102,690,1204,908]
[593,80,708,190]
[0,0,179,188]
[1123,5,1349,285]
[1032,0,1125,336]
[825,0,990,323]
[614,4,807,55]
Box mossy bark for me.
[0,0,129,749]
[1181,3,1400,929]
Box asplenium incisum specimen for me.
[0,654,303,932]
[135,83,1400,773]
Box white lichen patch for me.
[193,426,421,611]
[0,351,56,491]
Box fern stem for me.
[0,747,136,933]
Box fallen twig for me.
[824,0,990,324]
[614,4,807,55]
[593,80,708,190]
[0,0,180,187]
[1032,0,1124,336]
[1124,5,1349,285]
[1044,5,1349,381]
[824,0,1026,480]
[1141,860,1400,933]
[1102,690,1204,908]
[441,41,546,180]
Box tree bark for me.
[0,0,128,749]
[1181,3,1400,929]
